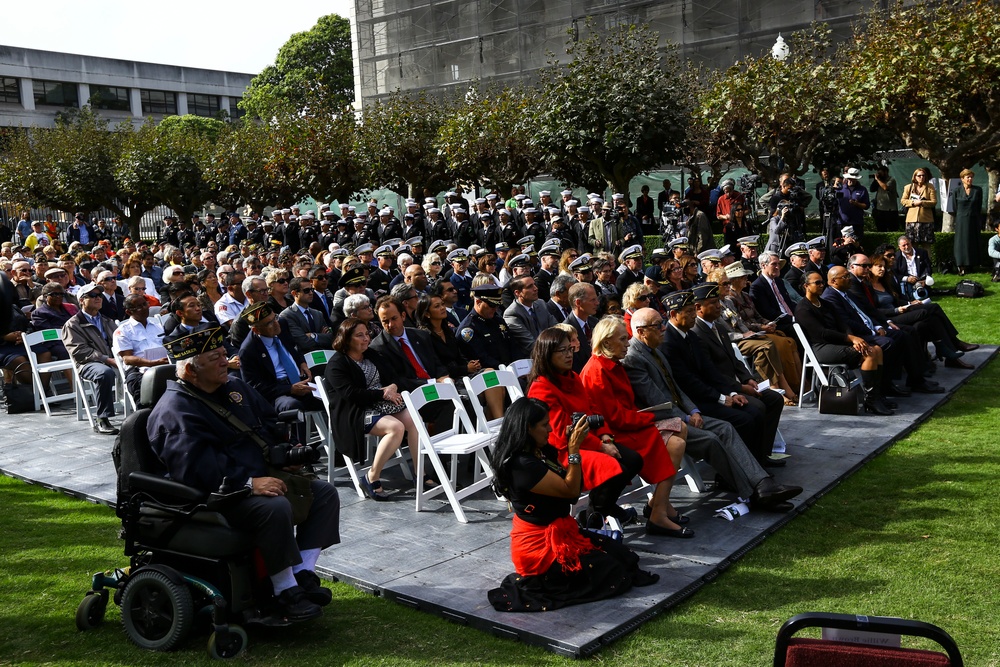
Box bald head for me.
[630,307,660,329]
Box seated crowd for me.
[0,192,979,615]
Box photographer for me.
[870,165,900,232]
[767,175,809,254]
[487,397,659,612]
[149,327,341,623]
[684,196,716,256]
[837,168,870,245]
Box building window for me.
[140,89,177,115]
[90,85,131,111]
[229,97,246,120]
[1,77,20,105]
[187,93,220,117]
[33,80,79,108]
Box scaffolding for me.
[354,0,880,106]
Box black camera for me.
[740,173,763,192]
[267,443,321,467]
[570,412,605,430]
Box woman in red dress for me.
[580,317,694,538]
[526,328,642,526]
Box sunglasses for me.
[299,287,314,293]
[274,278,288,284]
[636,294,650,301]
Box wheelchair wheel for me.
[75,590,108,630]
[120,569,194,651]
[207,625,248,659]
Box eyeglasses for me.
[807,280,825,286]
[444,287,457,293]
[103,277,115,282]
[299,287,314,294]
[47,292,66,297]
[637,321,667,330]
[554,346,574,355]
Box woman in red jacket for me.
[580,317,693,538]
[526,327,642,527]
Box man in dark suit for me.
[369,296,449,391]
[893,234,933,299]
[822,265,942,395]
[748,250,796,337]
[546,273,577,324]
[623,306,801,510]
[564,282,599,372]
[503,275,556,360]
[238,302,322,445]
[366,245,396,298]
[279,277,333,353]
[805,236,828,276]
[661,290,774,466]
[691,283,786,466]
[308,267,336,326]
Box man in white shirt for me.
[112,294,168,400]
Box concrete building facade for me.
[0,45,253,128]
[352,0,884,107]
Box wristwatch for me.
[567,453,582,465]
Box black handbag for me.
[955,279,984,298]
[818,368,860,415]
[1,364,35,414]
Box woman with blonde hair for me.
[900,167,937,250]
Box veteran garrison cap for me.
[165,326,226,360]
[339,266,368,288]
[691,282,720,302]
[662,290,695,312]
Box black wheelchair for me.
[75,366,302,658]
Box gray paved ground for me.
[1,346,994,657]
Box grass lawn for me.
[1,271,997,666]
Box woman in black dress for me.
[487,397,658,612]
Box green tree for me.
[358,91,453,198]
[839,0,1000,231]
[436,83,542,196]
[207,121,306,214]
[241,14,354,118]
[535,21,693,195]
[283,110,367,205]
[156,114,227,143]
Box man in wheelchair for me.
[148,326,341,623]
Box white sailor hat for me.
[560,189,573,196]
[539,190,551,197]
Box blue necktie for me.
[841,291,877,334]
[303,307,314,331]
[274,339,300,382]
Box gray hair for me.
[176,355,201,379]
[390,283,415,300]
[758,250,780,266]
[550,273,578,297]
[126,275,146,289]
[343,294,370,317]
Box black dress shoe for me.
[645,521,695,538]
[275,586,322,622]
[751,478,803,507]
[945,357,974,370]
[94,418,119,435]
[884,384,912,397]
[294,570,332,607]
[957,341,980,352]
[864,398,894,416]
[911,383,945,394]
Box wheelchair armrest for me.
[129,472,206,504]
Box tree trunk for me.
[985,167,1000,221]
[936,165,957,233]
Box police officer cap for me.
[785,242,808,257]
[428,240,447,253]
[447,248,469,263]
[355,243,374,255]
[618,244,644,263]
[662,290,695,312]
[329,248,348,257]
[165,326,226,360]
[471,283,503,306]
[339,266,368,288]
[650,248,669,262]
[806,236,827,250]
[569,255,593,273]
[737,235,760,248]
[692,282,721,302]
[697,249,722,263]
[507,253,530,269]
[494,242,509,253]
[395,244,412,256]
[375,244,394,258]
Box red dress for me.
[579,355,676,484]
[526,373,623,490]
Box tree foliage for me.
[436,84,542,195]
[359,91,453,198]
[536,21,693,194]
[241,14,354,118]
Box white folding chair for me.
[402,381,495,523]
[304,349,335,371]
[148,306,161,316]
[314,376,412,496]
[461,368,523,439]
[112,353,138,417]
[503,358,532,380]
[792,322,853,408]
[22,329,76,415]
[731,342,788,458]
[69,355,100,427]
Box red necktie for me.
[583,321,592,341]
[770,278,792,316]
[399,337,430,379]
